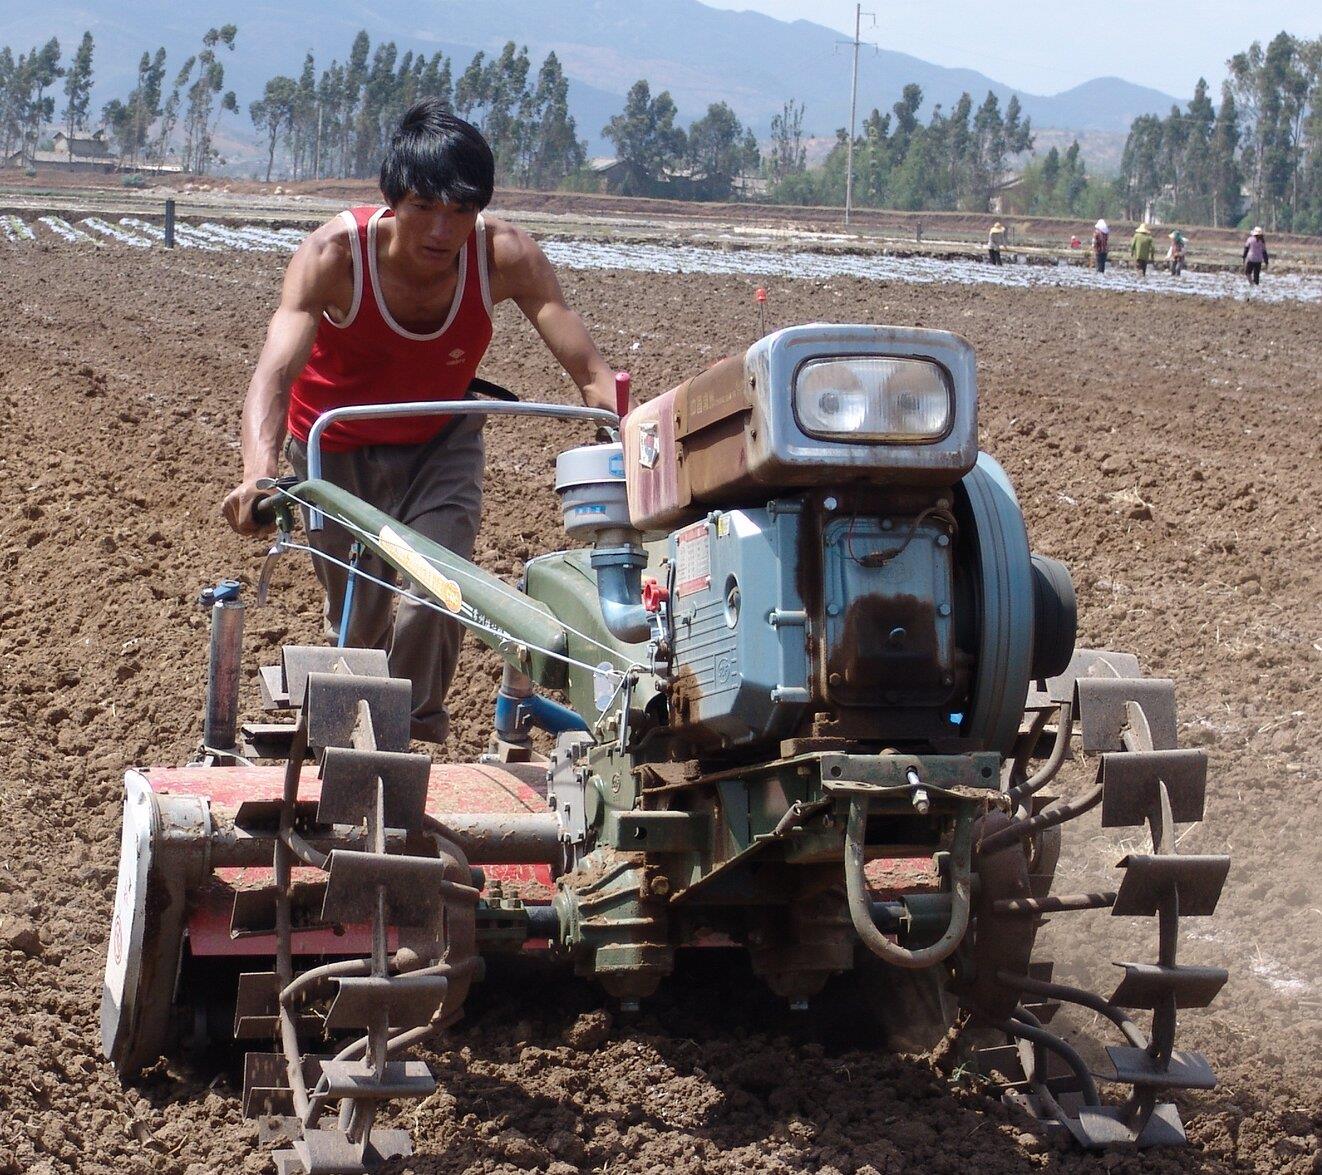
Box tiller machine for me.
[103,324,1229,1171]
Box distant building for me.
[585,156,630,194]
[582,155,764,200]
[5,129,117,172]
[988,174,1027,215]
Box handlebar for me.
[304,400,621,531]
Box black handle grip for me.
[250,494,278,528]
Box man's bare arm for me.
[221,222,349,534]
[494,224,617,412]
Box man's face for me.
[391,194,480,268]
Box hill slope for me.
[2,0,1179,155]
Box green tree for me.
[352,40,398,177]
[340,31,371,176]
[1120,113,1164,219]
[525,52,584,189]
[454,51,487,121]
[686,101,756,199]
[62,32,94,146]
[289,53,317,180]
[853,107,893,206]
[101,48,164,168]
[1297,42,1322,232]
[419,52,453,111]
[602,79,686,196]
[21,39,63,167]
[0,49,22,161]
[1210,86,1242,227]
[1061,140,1088,211]
[250,75,296,182]
[890,83,922,156]
[482,42,533,178]
[179,25,237,174]
[768,99,806,182]
[890,125,939,210]
[1228,33,1314,228]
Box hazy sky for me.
[702,0,1318,98]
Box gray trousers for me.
[286,413,484,743]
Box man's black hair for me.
[380,100,494,209]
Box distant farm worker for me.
[1243,226,1269,285]
[1167,230,1186,276]
[1130,222,1155,276]
[222,99,617,742]
[987,221,1006,265]
[1092,219,1110,272]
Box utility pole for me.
[839,4,876,228]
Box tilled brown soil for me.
[0,235,1318,1174]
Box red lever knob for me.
[641,578,670,613]
[615,371,632,421]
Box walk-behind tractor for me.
[103,324,1229,1173]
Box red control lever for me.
[615,371,632,421]
[641,578,670,613]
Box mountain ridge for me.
[2,0,1181,157]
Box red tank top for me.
[288,205,495,450]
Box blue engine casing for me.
[665,504,809,747]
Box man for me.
[1130,222,1155,277]
[1091,219,1109,273]
[222,100,616,742]
[986,221,1006,266]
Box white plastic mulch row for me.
[539,238,1322,305]
[198,222,302,251]
[120,216,222,251]
[38,215,92,243]
[3,212,1317,304]
[80,217,153,247]
[1,214,35,241]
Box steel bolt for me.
[936,533,950,547]
[824,496,838,511]
[938,602,952,617]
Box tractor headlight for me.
[793,356,954,442]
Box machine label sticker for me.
[638,422,660,469]
[379,525,463,612]
[675,522,712,597]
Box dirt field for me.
[0,229,1318,1174]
